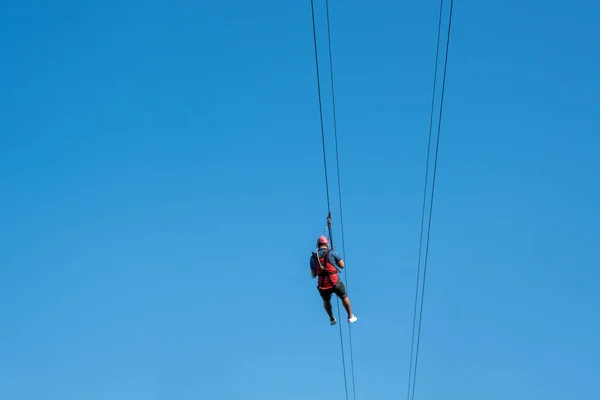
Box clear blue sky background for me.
[1,0,598,399]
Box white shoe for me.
[348,315,358,323]
[330,319,337,326]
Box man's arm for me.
[331,251,345,269]
[310,257,317,278]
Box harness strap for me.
[313,248,340,288]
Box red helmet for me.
[317,235,329,245]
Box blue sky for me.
[1,0,599,399]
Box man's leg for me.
[323,299,335,321]
[341,296,353,319]
[335,281,357,323]
[319,288,336,324]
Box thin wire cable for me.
[406,1,455,400]
[309,1,349,399]
[310,0,332,215]
[405,1,445,398]
[323,1,357,399]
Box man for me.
[310,235,358,325]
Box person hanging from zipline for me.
[310,235,358,325]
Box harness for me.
[312,248,341,289]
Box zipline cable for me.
[309,1,350,399]
[406,1,454,400]
[323,1,357,399]
[405,1,445,397]
[310,0,332,216]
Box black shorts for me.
[318,280,347,301]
